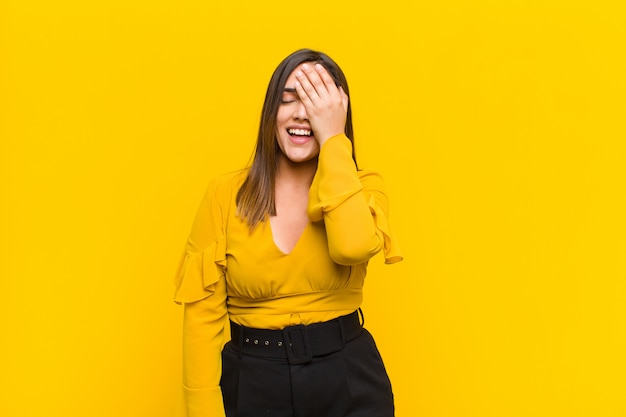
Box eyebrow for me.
[283,88,297,93]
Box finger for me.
[295,68,321,103]
[314,64,341,98]
[293,79,314,109]
[339,86,349,110]
[300,63,330,99]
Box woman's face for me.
[275,63,320,164]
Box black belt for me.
[229,310,364,364]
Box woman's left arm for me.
[307,134,403,265]
[297,63,402,265]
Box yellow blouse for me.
[174,134,402,417]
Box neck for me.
[275,154,317,188]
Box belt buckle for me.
[283,325,313,364]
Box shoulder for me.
[201,169,248,208]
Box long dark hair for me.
[236,49,356,228]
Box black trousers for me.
[220,314,394,417]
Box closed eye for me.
[281,88,299,104]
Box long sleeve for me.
[174,178,229,417]
[307,134,403,265]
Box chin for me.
[278,144,319,164]
[279,148,318,164]
[286,154,318,164]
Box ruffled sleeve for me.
[173,175,233,417]
[365,185,403,264]
[307,134,403,265]
[174,235,227,304]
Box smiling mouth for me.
[287,128,313,137]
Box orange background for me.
[1,1,625,416]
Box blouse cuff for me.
[183,385,226,417]
[174,235,227,304]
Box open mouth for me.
[287,128,313,137]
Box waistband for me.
[229,310,364,365]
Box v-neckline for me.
[268,218,309,256]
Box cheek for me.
[276,109,289,126]
[275,123,286,140]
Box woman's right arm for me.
[182,287,227,417]
[174,178,229,417]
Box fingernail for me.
[295,71,303,78]
[301,63,309,70]
[315,64,323,71]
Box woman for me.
[174,49,403,417]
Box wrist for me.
[316,131,345,147]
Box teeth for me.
[288,128,312,136]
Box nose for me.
[293,101,308,120]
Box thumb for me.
[339,86,349,110]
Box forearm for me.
[308,134,387,265]
[182,288,228,417]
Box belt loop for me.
[338,316,346,347]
